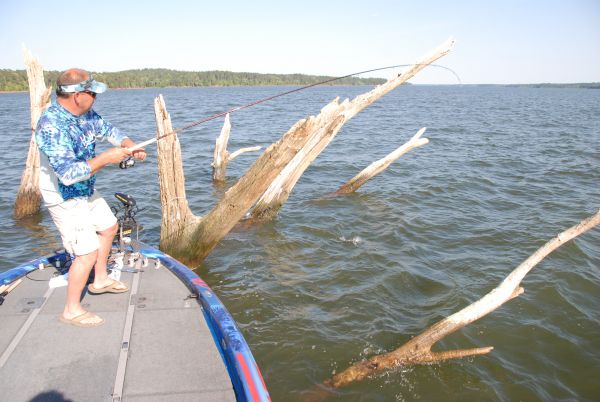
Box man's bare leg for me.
[62,251,102,324]
[90,223,127,291]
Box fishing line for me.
[126,63,461,156]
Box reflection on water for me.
[1,86,599,401]
[14,211,62,256]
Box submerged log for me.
[335,127,429,195]
[13,48,51,219]
[249,38,455,220]
[212,113,261,182]
[324,209,600,388]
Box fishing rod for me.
[121,63,460,168]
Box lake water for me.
[1,85,599,401]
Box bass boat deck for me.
[0,239,269,401]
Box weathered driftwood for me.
[324,209,600,388]
[335,127,429,195]
[13,48,51,219]
[249,38,455,220]
[156,38,454,265]
[212,113,261,182]
[157,94,347,265]
[155,95,200,250]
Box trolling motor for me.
[111,192,141,246]
[108,192,149,273]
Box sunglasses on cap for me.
[57,75,107,95]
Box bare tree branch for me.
[325,209,600,388]
[229,146,262,161]
[155,38,456,265]
[250,39,455,219]
[212,113,232,182]
[212,113,262,182]
[335,127,429,195]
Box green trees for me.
[0,68,384,91]
[0,69,28,92]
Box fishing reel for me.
[111,192,142,244]
[119,157,135,169]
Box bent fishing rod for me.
[120,63,460,169]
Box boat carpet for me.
[0,257,236,402]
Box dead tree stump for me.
[14,48,51,219]
[249,38,455,219]
[212,113,261,183]
[155,38,455,266]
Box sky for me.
[1,0,599,84]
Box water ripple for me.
[2,86,599,400]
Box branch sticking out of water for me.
[212,113,261,182]
[249,38,455,220]
[323,209,600,388]
[157,38,456,265]
[334,127,429,195]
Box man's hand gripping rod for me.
[120,138,157,169]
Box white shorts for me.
[47,191,117,256]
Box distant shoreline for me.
[484,83,599,89]
[1,68,598,92]
[0,68,385,92]
[2,82,599,94]
[0,84,376,94]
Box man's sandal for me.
[87,280,129,294]
[59,311,104,327]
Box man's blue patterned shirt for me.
[35,101,127,204]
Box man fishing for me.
[35,68,146,327]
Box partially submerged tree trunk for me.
[157,95,347,265]
[212,113,261,182]
[156,38,455,266]
[335,127,429,195]
[324,209,600,388]
[13,48,51,219]
[249,38,455,220]
[155,95,200,250]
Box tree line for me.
[506,82,600,89]
[0,68,385,92]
